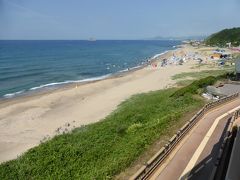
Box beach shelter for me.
[211,53,221,60]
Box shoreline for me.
[0,44,212,163]
[0,66,146,108]
[0,49,171,104]
[0,62,155,109]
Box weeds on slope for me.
[1,75,227,179]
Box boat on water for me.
[88,38,96,42]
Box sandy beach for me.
[0,44,217,163]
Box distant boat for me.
[88,38,96,42]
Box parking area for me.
[217,83,240,96]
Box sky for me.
[0,0,240,40]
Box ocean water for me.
[0,40,181,98]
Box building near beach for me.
[235,59,240,80]
[226,42,231,48]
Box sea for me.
[0,40,181,99]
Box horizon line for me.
[0,39,184,41]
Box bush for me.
[171,76,215,97]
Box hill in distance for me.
[205,27,240,47]
[150,35,207,41]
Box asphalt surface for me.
[217,84,240,96]
[150,97,240,180]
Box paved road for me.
[150,97,240,180]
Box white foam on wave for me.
[118,64,144,73]
[2,74,112,99]
[150,51,169,60]
[129,65,142,70]
[30,74,112,91]
[2,50,172,99]
[118,68,129,73]
[3,90,25,98]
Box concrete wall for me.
[225,127,240,180]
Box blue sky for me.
[0,0,240,40]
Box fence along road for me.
[152,96,240,180]
[131,93,240,180]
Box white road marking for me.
[179,105,240,179]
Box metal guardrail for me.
[130,93,239,180]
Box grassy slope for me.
[0,75,229,179]
[0,92,203,179]
[172,70,227,80]
[205,27,240,46]
[172,69,233,86]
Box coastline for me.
[0,44,211,163]
[0,49,171,100]
[0,47,175,108]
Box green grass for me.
[172,73,233,98]
[172,76,216,98]
[0,74,233,179]
[172,70,233,86]
[176,79,195,87]
[172,70,231,80]
[0,89,205,179]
